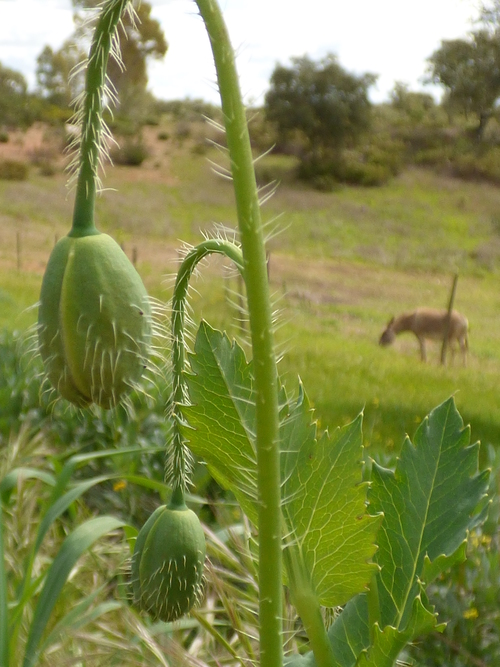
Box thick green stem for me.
[71,0,129,237]
[194,3,283,666]
[284,547,340,667]
[169,239,244,505]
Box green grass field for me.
[2,144,500,455]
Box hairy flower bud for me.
[38,232,151,409]
[131,504,206,622]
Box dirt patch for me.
[0,123,67,167]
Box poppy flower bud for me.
[38,232,151,409]
[131,504,206,622]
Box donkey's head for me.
[379,317,396,347]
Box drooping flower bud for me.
[38,232,151,409]
[131,504,206,622]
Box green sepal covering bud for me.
[131,504,206,622]
[38,232,151,409]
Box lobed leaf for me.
[286,397,489,667]
[281,387,380,607]
[182,322,258,524]
[183,323,378,608]
[369,397,489,632]
[356,590,438,667]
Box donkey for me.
[379,308,469,364]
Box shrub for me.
[0,160,28,180]
[38,161,57,177]
[157,130,169,141]
[0,131,8,143]
[342,160,392,186]
[175,121,191,142]
[443,147,500,184]
[111,141,148,167]
[191,140,208,155]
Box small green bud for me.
[131,504,206,622]
[38,232,151,409]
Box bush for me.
[0,160,28,181]
[451,148,500,184]
[0,131,8,143]
[38,161,57,177]
[111,141,148,167]
[342,160,393,187]
[157,130,169,141]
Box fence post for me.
[440,273,459,366]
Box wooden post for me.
[16,231,21,271]
[440,273,459,366]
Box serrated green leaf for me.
[286,594,371,667]
[326,594,371,667]
[356,593,437,667]
[182,322,258,524]
[184,324,379,611]
[421,539,467,584]
[369,397,489,631]
[282,388,380,607]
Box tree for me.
[0,63,32,127]
[72,0,167,122]
[389,82,436,122]
[265,55,376,182]
[36,40,85,108]
[479,0,500,27]
[427,30,500,140]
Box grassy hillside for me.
[2,132,500,454]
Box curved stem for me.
[193,3,283,666]
[168,239,244,507]
[71,0,130,237]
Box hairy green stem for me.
[194,2,283,665]
[71,0,129,236]
[169,239,244,506]
[284,546,340,667]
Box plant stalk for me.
[71,0,129,237]
[284,546,340,667]
[194,2,283,666]
[169,239,244,505]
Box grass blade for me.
[0,504,8,667]
[22,515,126,667]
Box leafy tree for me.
[36,40,85,109]
[427,30,500,140]
[389,82,436,122]
[0,63,32,127]
[479,0,500,27]
[265,55,376,184]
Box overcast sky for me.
[0,0,483,105]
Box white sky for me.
[0,0,483,105]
